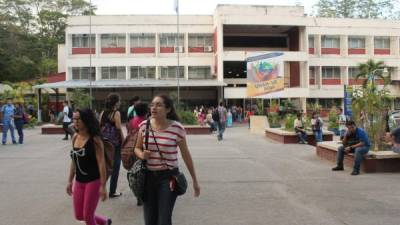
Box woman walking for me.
[14,102,25,144]
[134,95,200,225]
[67,108,111,225]
[100,93,124,198]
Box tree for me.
[355,59,388,89]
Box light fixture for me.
[382,68,389,77]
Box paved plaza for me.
[1,125,400,225]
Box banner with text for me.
[246,52,284,97]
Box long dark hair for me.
[155,95,180,121]
[101,93,120,125]
[78,108,102,138]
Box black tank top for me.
[70,138,100,183]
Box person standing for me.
[100,93,124,198]
[217,102,227,141]
[1,98,16,145]
[67,108,111,225]
[332,120,371,175]
[13,102,25,144]
[337,107,347,139]
[134,95,200,225]
[127,96,140,122]
[62,101,73,140]
[311,111,323,143]
[227,109,233,127]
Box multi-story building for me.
[37,4,400,115]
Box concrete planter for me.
[316,141,400,173]
[184,125,211,135]
[250,115,268,134]
[265,128,333,146]
[42,125,64,135]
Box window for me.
[374,37,390,49]
[321,36,340,48]
[159,34,184,47]
[130,67,155,79]
[101,67,126,80]
[72,67,95,80]
[318,99,341,108]
[188,34,213,48]
[101,34,126,48]
[72,34,95,48]
[160,66,184,79]
[348,37,365,49]
[309,67,316,79]
[188,66,212,79]
[348,67,361,79]
[130,34,155,47]
[321,67,340,79]
[308,36,314,48]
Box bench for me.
[265,128,333,146]
[316,141,400,173]
[184,125,212,135]
[41,125,64,135]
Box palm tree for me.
[355,59,388,89]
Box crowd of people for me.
[0,98,30,145]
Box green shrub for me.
[284,114,296,131]
[268,112,281,128]
[328,107,338,129]
[176,110,198,125]
[24,116,38,129]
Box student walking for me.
[62,100,73,140]
[134,95,200,225]
[1,98,16,145]
[67,108,111,225]
[100,93,124,198]
[217,102,227,141]
[13,102,25,144]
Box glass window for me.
[348,37,365,49]
[374,37,390,49]
[130,34,155,48]
[348,67,360,79]
[159,34,184,47]
[101,67,126,80]
[318,99,341,108]
[130,66,156,79]
[321,36,340,48]
[321,67,341,79]
[72,34,95,48]
[71,67,95,80]
[101,34,126,48]
[308,36,314,48]
[160,66,184,79]
[309,67,316,79]
[188,66,212,79]
[188,34,213,48]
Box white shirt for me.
[63,106,71,123]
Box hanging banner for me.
[344,85,353,117]
[246,52,284,97]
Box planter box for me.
[42,125,64,135]
[316,141,400,173]
[250,115,268,134]
[265,128,333,146]
[184,125,211,135]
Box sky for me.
[90,0,318,16]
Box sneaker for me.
[332,166,344,171]
[109,192,122,198]
[62,137,68,140]
[351,171,360,176]
[12,141,17,144]
[107,218,112,225]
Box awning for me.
[33,79,227,89]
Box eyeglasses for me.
[73,118,81,121]
[149,103,165,108]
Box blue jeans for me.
[109,145,121,195]
[217,121,226,140]
[339,129,346,139]
[143,169,179,225]
[296,131,307,143]
[314,129,323,142]
[14,120,24,144]
[337,145,370,172]
[2,120,16,144]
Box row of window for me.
[71,66,213,80]
[72,33,213,49]
[309,36,391,49]
[309,67,385,79]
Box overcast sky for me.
[90,0,317,15]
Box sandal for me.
[109,192,122,198]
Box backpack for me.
[121,128,139,170]
[100,111,121,147]
[212,110,220,122]
[67,107,73,119]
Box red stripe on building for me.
[309,48,315,54]
[189,47,205,53]
[309,79,315,85]
[131,47,155,53]
[321,48,340,55]
[374,49,390,55]
[101,47,126,54]
[348,49,365,55]
[160,47,174,53]
[47,72,66,83]
[322,79,341,85]
[72,48,96,54]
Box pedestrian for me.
[134,95,200,225]
[1,98,17,145]
[337,107,347,139]
[227,109,233,127]
[67,108,111,225]
[245,108,254,129]
[49,105,56,123]
[100,93,124,198]
[205,109,214,132]
[332,120,371,175]
[237,106,243,123]
[127,96,140,122]
[14,101,25,144]
[294,112,308,144]
[62,100,73,140]
[311,111,323,143]
[217,101,227,141]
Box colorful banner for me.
[246,52,284,97]
[344,85,353,117]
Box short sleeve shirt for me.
[63,106,71,123]
[1,104,15,122]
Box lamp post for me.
[368,67,389,89]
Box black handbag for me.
[127,119,150,200]
[151,128,188,196]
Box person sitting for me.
[294,112,307,144]
[332,120,371,176]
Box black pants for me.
[143,169,179,225]
[62,122,72,139]
[109,145,121,195]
